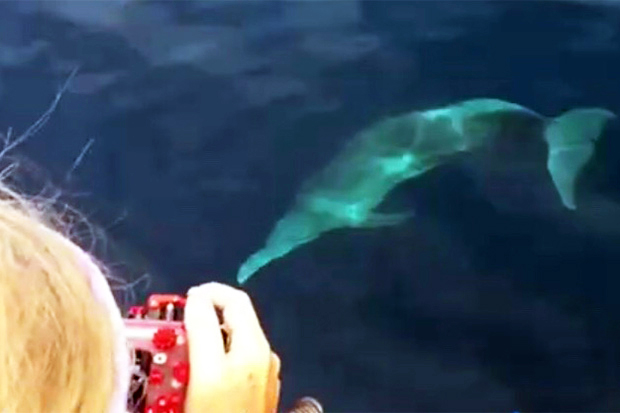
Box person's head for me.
[0,180,128,412]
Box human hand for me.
[183,282,281,413]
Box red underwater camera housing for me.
[123,293,324,413]
[125,294,188,413]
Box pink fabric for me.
[67,241,130,413]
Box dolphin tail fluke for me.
[545,108,615,209]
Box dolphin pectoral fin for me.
[356,211,414,228]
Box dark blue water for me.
[1,1,620,411]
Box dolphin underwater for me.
[237,98,615,284]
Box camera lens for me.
[287,396,323,413]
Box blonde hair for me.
[0,178,116,412]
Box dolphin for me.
[237,98,615,284]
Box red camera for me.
[124,294,323,413]
[125,294,188,413]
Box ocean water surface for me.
[0,1,620,411]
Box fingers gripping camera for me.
[123,293,323,413]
